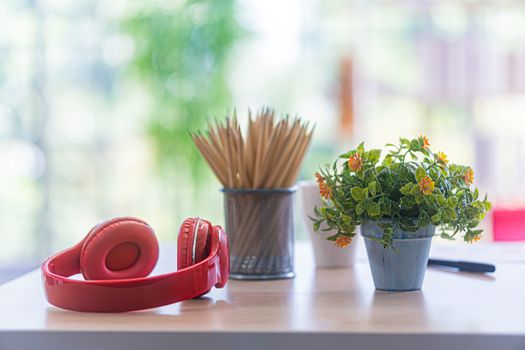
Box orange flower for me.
[315,172,332,200]
[418,175,435,195]
[464,167,474,186]
[348,153,363,172]
[468,235,481,244]
[436,151,448,166]
[420,134,430,149]
[335,236,352,248]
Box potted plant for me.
[312,136,491,291]
[299,180,359,268]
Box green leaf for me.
[368,181,377,196]
[339,150,354,159]
[357,142,365,155]
[399,183,415,195]
[416,166,426,182]
[419,211,431,227]
[410,184,421,195]
[313,221,320,231]
[382,156,393,166]
[400,196,415,208]
[440,231,454,240]
[380,198,392,216]
[326,234,338,241]
[445,208,457,220]
[368,149,381,164]
[367,202,381,217]
[410,139,421,151]
[472,201,484,210]
[415,192,424,204]
[400,217,418,231]
[431,213,441,224]
[355,202,365,215]
[351,187,365,201]
[429,167,438,179]
[446,197,458,209]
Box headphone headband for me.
[42,219,229,312]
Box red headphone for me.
[42,217,229,312]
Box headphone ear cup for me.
[177,218,211,270]
[80,217,159,280]
[194,220,211,263]
[177,218,195,270]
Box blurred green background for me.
[0,0,524,268]
[122,0,239,178]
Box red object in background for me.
[492,208,525,241]
[339,56,354,136]
[41,217,229,312]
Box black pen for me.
[428,258,496,273]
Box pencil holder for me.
[223,187,296,280]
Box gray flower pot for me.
[361,220,436,291]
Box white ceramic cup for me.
[298,180,358,268]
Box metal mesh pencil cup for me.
[222,187,296,280]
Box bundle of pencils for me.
[191,109,314,278]
[190,108,314,189]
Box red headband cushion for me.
[177,218,211,270]
[80,217,159,280]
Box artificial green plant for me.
[313,136,491,248]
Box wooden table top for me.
[0,240,524,350]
